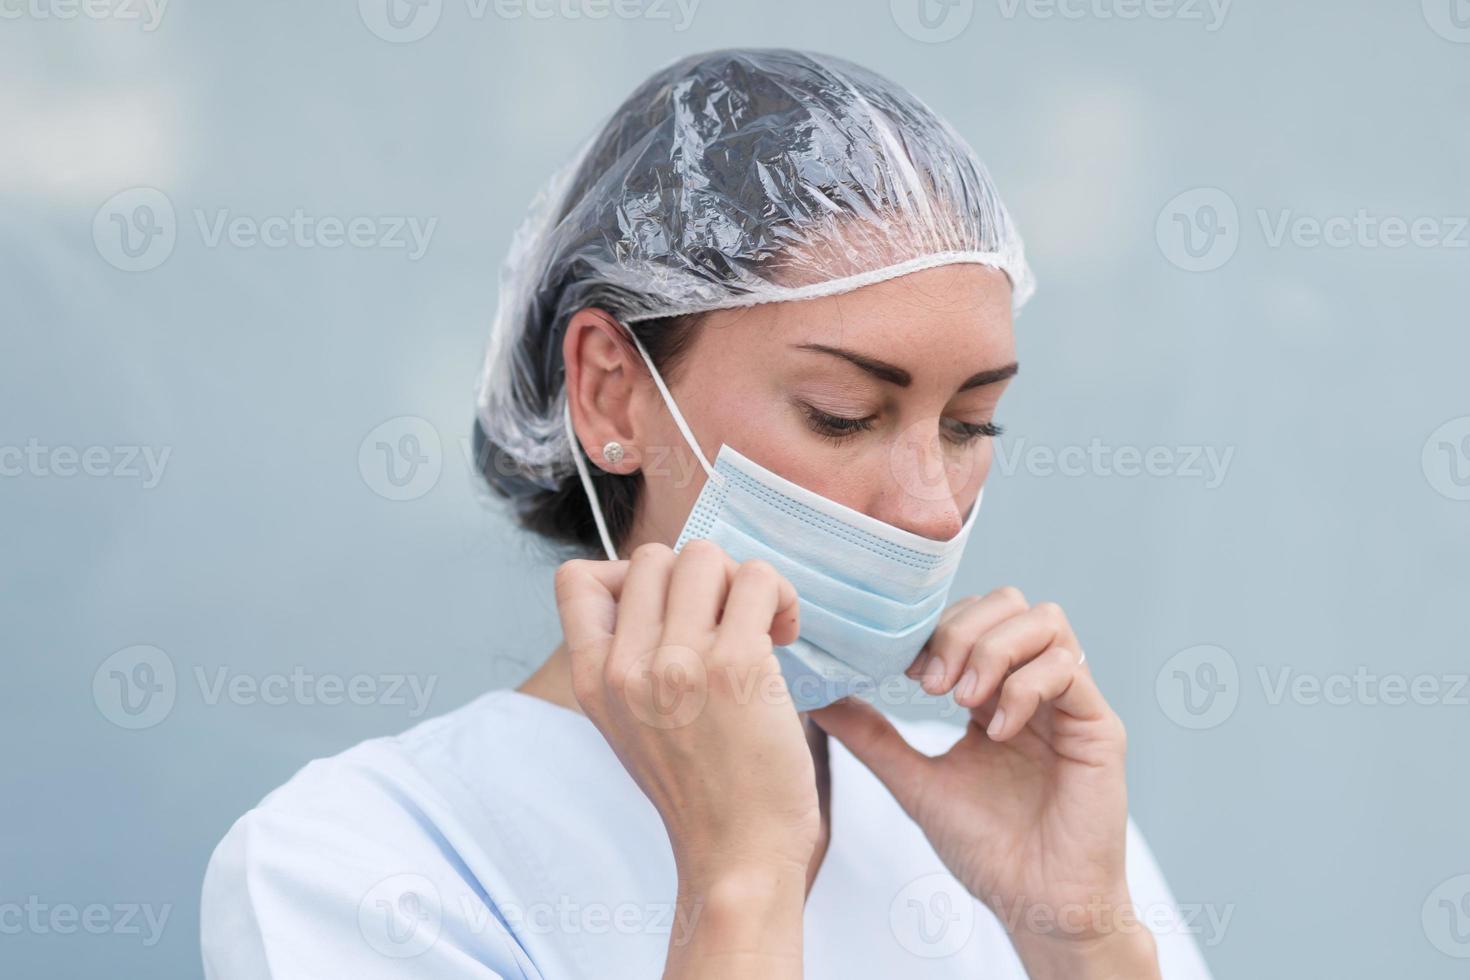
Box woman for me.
[203,49,1212,978]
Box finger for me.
[810,698,929,815]
[905,594,982,679]
[717,559,801,650]
[553,559,630,655]
[554,558,630,713]
[609,543,677,665]
[955,601,1077,709]
[935,593,982,627]
[986,643,1103,741]
[910,586,1030,694]
[661,539,737,648]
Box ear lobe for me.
[563,308,641,474]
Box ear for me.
[563,308,642,474]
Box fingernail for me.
[921,657,946,692]
[986,708,1007,738]
[956,670,977,703]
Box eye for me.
[941,418,1004,446]
[800,403,876,443]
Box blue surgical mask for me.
[563,332,982,711]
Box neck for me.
[518,642,580,713]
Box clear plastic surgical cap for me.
[474,47,1034,496]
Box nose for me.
[872,424,978,541]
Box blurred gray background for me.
[3,0,1468,976]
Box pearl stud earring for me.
[601,441,625,465]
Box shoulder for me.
[209,689,522,857]
[201,691,538,979]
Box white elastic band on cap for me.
[620,250,1030,325]
[562,398,619,560]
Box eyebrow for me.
[793,343,1019,392]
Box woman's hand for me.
[812,587,1160,980]
[553,540,815,979]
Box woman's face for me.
[628,263,1017,548]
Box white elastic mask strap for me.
[624,330,714,479]
[562,326,714,562]
[563,398,619,560]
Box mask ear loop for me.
[563,398,619,560]
[562,324,717,562]
[623,330,714,480]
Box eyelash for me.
[802,405,876,444]
[941,418,1005,445]
[800,405,1004,446]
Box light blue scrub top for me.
[201,689,1214,978]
